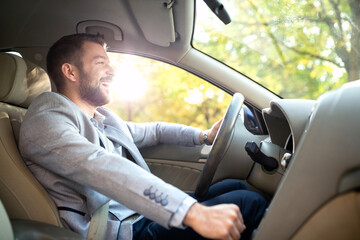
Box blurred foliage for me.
[194,0,359,99]
[106,54,231,129]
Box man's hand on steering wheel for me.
[200,118,223,145]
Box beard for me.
[78,70,111,107]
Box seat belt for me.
[87,202,109,240]
[87,131,112,240]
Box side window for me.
[107,53,231,129]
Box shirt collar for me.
[91,109,106,131]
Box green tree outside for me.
[194,0,359,99]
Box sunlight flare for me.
[111,61,147,102]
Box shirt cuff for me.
[169,196,197,229]
[193,128,202,145]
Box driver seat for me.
[0,52,62,226]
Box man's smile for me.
[100,77,113,88]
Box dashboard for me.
[254,80,360,239]
[244,99,315,195]
[262,99,316,153]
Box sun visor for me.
[129,0,176,47]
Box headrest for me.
[0,52,51,108]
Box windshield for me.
[193,0,359,99]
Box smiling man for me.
[19,34,268,240]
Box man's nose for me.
[107,63,115,76]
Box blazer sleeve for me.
[19,92,194,228]
[126,121,202,148]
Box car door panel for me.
[140,144,210,192]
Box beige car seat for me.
[0,52,62,226]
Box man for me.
[19,34,268,240]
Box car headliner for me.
[1,1,193,67]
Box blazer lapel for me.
[104,125,150,172]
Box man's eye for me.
[97,62,104,65]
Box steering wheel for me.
[195,93,244,198]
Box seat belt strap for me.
[87,202,109,240]
[87,131,112,240]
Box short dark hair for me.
[46,33,106,92]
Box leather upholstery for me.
[293,191,360,239]
[0,52,62,226]
[0,53,50,108]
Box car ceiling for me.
[0,0,194,69]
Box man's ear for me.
[61,63,78,82]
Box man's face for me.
[77,41,114,107]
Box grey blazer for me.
[19,92,201,239]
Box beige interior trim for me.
[293,191,360,240]
[146,159,204,193]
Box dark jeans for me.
[133,180,268,240]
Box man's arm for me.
[126,121,203,148]
[184,202,246,240]
[125,116,223,149]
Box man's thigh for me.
[191,179,248,202]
